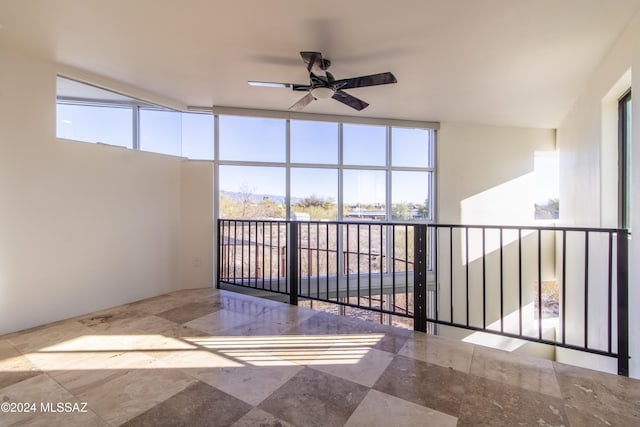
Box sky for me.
[217,116,432,204]
[57,105,435,205]
[57,104,214,159]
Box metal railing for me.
[218,219,417,319]
[217,218,630,376]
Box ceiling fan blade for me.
[332,72,397,90]
[289,92,315,111]
[248,81,293,88]
[300,51,327,77]
[332,90,369,111]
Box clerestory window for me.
[55,76,214,160]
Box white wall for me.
[438,123,556,225]
[556,9,640,377]
[0,47,211,335]
[180,161,214,290]
[436,123,557,356]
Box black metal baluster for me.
[262,222,266,289]
[216,220,222,288]
[346,225,350,303]
[289,221,298,306]
[518,228,522,336]
[224,221,229,282]
[392,225,396,313]
[405,224,409,314]
[608,231,613,354]
[248,222,252,287]
[434,225,439,322]
[228,221,232,284]
[324,224,329,301]
[482,227,486,330]
[465,227,469,327]
[219,220,223,283]
[336,224,340,303]
[307,222,311,298]
[277,222,281,292]
[617,229,629,376]
[317,222,320,299]
[241,222,245,286]
[254,221,258,288]
[450,227,454,324]
[414,224,427,332]
[357,223,361,306]
[499,228,504,333]
[378,224,382,314]
[584,232,589,349]
[253,221,257,288]
[233,221,238,284]
[562,230,567,346]
[269,222,273,291]
[368,223,372,309]
[249,221,253,287]
[249,222,253,288]
[538,229,542,340]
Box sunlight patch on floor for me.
[187,334,384,366]
[14,333,384,370]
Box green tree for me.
[255,197,284,218]
[238,182,256,218]
[220,193,242,218]
[392,203,412,220]
[294,195,337,219]
[417,198,430,219]
[296,194,335,210]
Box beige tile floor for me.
[1,287,639,426]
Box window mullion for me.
[286,119,291,220]
[132,105,140,150]
[213,114,220,221]
[338,122,344,221]
[386,125,392,221]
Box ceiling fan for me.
[248,51,397,111]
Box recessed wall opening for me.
[619,89,632,229]
[600,68,632,228]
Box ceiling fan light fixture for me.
[310,87,334,99]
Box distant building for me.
[345,209,386,220]
[291,212,311,221]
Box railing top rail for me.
[219,218,428,227]
[431,223,625,233]
[219,218,288,225]
[218,218,626,234]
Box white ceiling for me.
[1,0,639,128]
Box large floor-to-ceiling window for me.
[215,109,437,223]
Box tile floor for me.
[1,287,639,426]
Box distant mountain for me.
[221,190,301,205]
